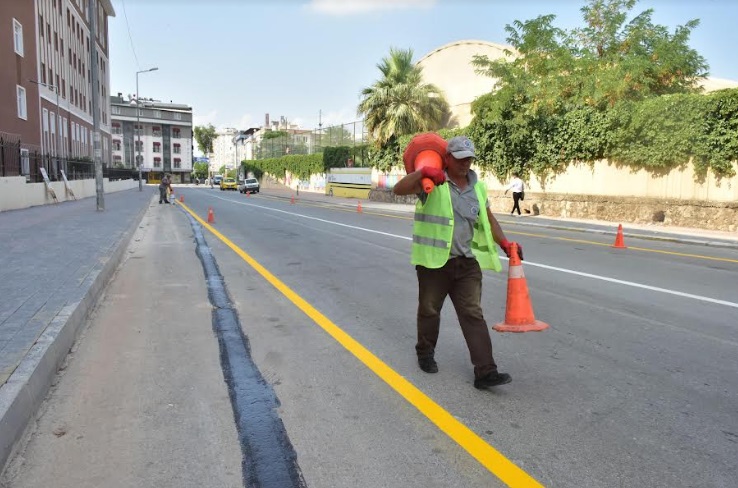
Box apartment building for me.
[210,127,238,174]
[110,94,193,183]
[0,0,115,179]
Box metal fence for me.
[0,135,127,183]
[256,120,372,165]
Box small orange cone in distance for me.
[179,195,184,203]
[357,201,363,213]
[207,207,215,224]
[290,195,295,205]
[613,224,627,248]
[493,243,549,333]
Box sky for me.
[109,0,738,147]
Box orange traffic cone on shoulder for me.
[179,195,184,203]
[357,201,363,213]
[207,207,215,224]
[612,224,627,248]
[493,243,549,333]
[290,195,295,205]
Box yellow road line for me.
[178,201,542,488]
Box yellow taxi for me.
[220,177,238,191]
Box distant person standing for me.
[159,174,171,204]
[504,173,525,216]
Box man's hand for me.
[499,239,524,261]
[420,167,446,186]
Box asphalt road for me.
[7,186,738,487]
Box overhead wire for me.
[119,0,140,70]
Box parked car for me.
[238,177,260,194]
[220,177,238,191]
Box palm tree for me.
[358,48,448,147]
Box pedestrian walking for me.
[159,174,171,204]
[393,135,523,389]
[504,173,525,215]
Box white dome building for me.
[416,40,517,128]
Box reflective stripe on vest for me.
[411,182,501,272]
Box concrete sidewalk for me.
[262,185,738,249]
[0,189,152,471]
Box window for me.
[16,86,27,120]
[13,19,24,56]
[135,140,143,151]
[174,112,182,120]
[112,105,120,115]
[173,143,181,154]
[112,139,121,151]
[154,157,161,168]
[152,142,161,153]
[113,155,122,163]
[174,158,181,169]
[111,123,122,135]
[172,128,180,138]
[153,110,161,118]
[152,126,162,137]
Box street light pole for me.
[29,80,61,175]
[135,67,158,191]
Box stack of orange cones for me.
[612,224,627,248]
[207,207,215,224]
[493,243,549,333]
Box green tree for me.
[193,162,209,179]
[193,124,217,156]
[358,48,449,149]
[468,0,710,181]
[472,0,708,112]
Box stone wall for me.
[369,188,738,232]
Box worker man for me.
[393,136,522,389]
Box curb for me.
[0,196,152,473]
[498,219,738,250]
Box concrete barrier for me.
[0,177,139,212]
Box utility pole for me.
[88,0,104,211]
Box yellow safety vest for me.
[411,182,501,271]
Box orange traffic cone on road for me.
[290,195,295,205]
[207,207,215,224]
[493,243,549,333]
[357,201,363,213]
[612,224,627,248]
[179,195,184,203]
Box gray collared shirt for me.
[418,169,489,258]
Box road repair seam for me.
[184,209,306,488]
[178,201,544,488]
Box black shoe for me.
[418,356,438,374]
[474,372,512,389]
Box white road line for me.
[223,198,738,309]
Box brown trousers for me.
[416,257,497,379]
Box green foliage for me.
[241,163,263,180]
[247,153,323,181]
[323,147,352,170]
[193,162,209,179]
[358,47,449,147]
[193,124,216,155]
[464,0,737,181]
[262,130,289,140]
